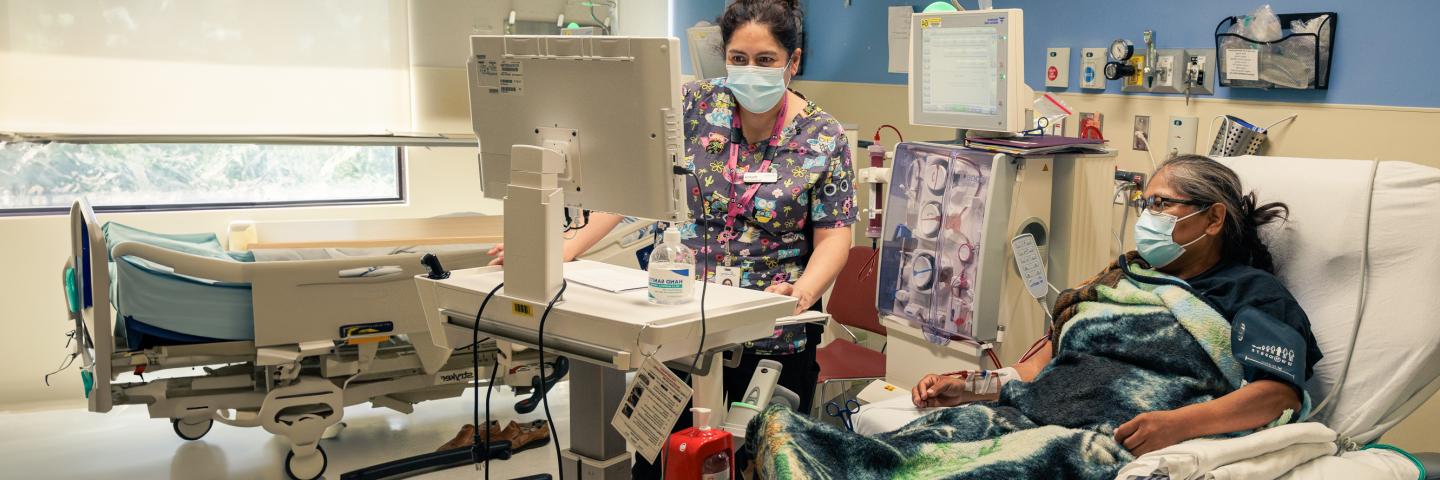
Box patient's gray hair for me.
[1155,155,1289,274]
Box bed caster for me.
[285,445,328,480]
[172,417,214,441]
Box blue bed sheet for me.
[102,222,256,349]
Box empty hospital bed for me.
[61,200,659,479]
[852,156,1440,479]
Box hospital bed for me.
[63,199,503,479]
[853,156,1440,479]
[62,201,659,479]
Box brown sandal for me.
[436,421,506,452]
[501,420,552,453]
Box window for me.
[0,142,403,214]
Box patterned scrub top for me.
[680,78,857,355]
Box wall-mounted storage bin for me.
[1215,12,1335,90]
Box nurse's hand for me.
[765,282,817,315]
[487,244,505,266]
[911,374,971,408]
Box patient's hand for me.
[1115,410,1192,456]
[911,374,987,408]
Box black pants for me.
[631,322,824,479]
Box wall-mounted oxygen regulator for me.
[1103,30,1217,104]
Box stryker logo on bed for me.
[437,369,477,384]
[340,321,395,338]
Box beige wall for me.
[794,79,1440,452]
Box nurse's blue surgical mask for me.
[1134,207,1209,268]
[726,60,790,113]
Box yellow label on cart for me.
[512,302,534,317]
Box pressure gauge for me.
[917,201,943,238]
[1105,61,1138,81]
[910,252,937,291]
[922,158,948,193]
[1109,38,1134,62]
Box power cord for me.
[471,282,504,478]
[1135,131,1158,173]
[536,280,570,480]
[673,166,711,374]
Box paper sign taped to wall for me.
[887,6,913,73]
[1225,49,1259,81]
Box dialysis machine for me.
[876,9,1114,387]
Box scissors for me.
[825,399,861,432]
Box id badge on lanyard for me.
[721,99,788,239]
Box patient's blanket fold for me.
[748,254,1244,480]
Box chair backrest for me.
[1219,156,1440,444]
[827,245,885,336]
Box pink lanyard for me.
[722,98,789,235]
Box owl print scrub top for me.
[679,78,857,355]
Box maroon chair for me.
[815,245,886,410]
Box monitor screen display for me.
[920,25,1002,116]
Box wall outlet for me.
[1133,115,1150,151]
[1045,47,1070,88]
[1079,48,1106,90]
[1167,116,1199,158]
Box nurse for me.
[489,0,855,475]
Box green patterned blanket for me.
[746,257,1244,479]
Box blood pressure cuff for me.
[1232,305,1309,393]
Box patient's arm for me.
[1115,379,1300,456]
[912,339,1056,407]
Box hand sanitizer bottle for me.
[648,225,695,305]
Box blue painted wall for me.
[673,0,1440,108]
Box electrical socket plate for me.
[1045,47,1070,88]
[1167,116,1199,158]
[1150,48,1187,94]
[1184,48,1217,96]
[1133,115,1151,151]
[1079,48,1106,89]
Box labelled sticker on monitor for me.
[920,18,942,28]
[499,61,525,95]
[512,302,534,317]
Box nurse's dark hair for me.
[1156,155,1290,274]
[719,0,804,57]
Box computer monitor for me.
[468,35,685,222]
[908,9,1031,134]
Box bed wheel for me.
[172,417,214,441]
[285,445,327,480]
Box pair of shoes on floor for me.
[437,420,551,454]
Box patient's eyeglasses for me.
[1141,195,1210,214]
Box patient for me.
[745,155,1323,479]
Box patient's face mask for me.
[1134,207,1209,268]
[726,60,790,113]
